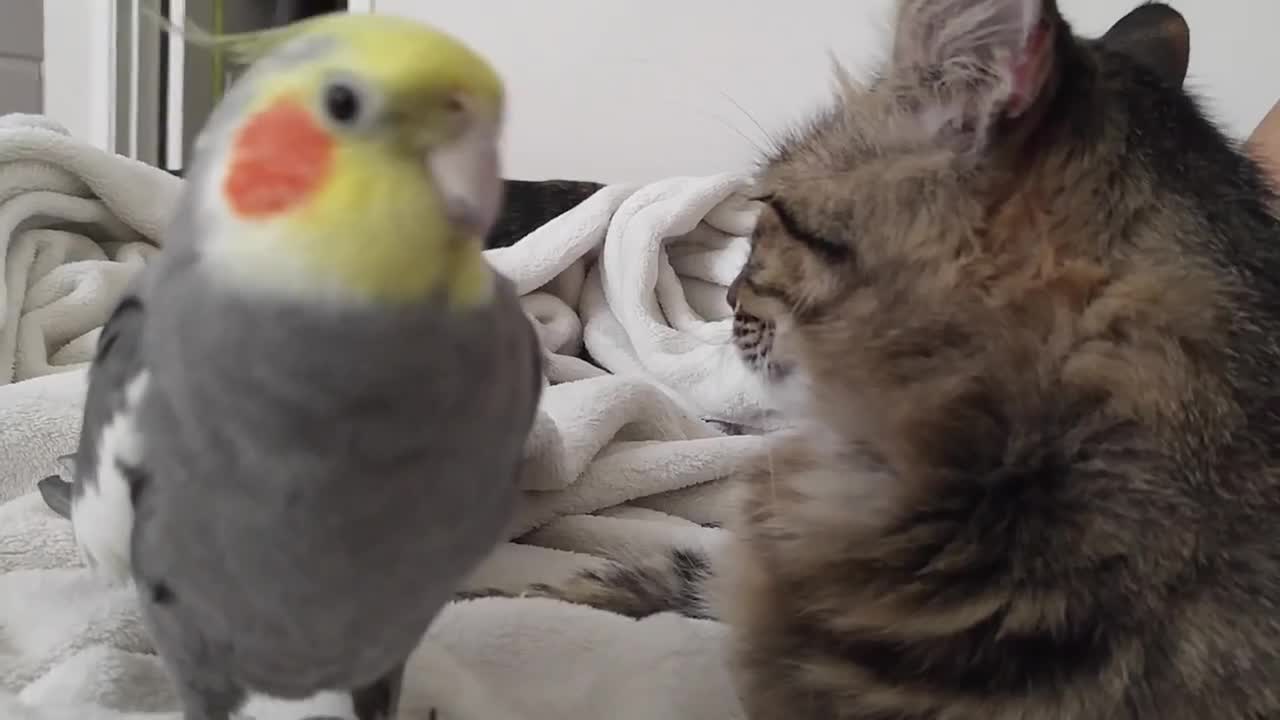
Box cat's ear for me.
[1100,3,1189,88]
[888,0,1061,148]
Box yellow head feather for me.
[152,9,504,309]
[149,10,503,109]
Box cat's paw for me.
[451,576,674,617]
[451,587,521,601]
[520,548,716,620]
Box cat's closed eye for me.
[762,197,852,263]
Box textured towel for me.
[0,113,760,719]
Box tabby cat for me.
[520,1,1280,717]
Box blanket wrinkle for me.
[0,113,760,720]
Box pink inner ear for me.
[1006,20,1054,118]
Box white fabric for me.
[0,113,764,720]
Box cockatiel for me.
[35,11,541,720]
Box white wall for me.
[39,1,1280,180]
[43,1,116,152]
[374,0,1280,184]
[42,0,371,158]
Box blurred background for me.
[13,0,1280,183]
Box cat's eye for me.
[765,198,851,262]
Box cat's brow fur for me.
[516,1,1280,717]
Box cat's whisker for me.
[610,55,780,159]
[713,88,784,157]
[704,112,774,160]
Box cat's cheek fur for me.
[737,429,905,567]
[758,363,812,419]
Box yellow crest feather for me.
[141,5,334,69]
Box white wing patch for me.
[238,690,356,720]
[71,370,151,586]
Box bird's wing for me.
[50,290,151,583]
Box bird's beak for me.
[424,102,504,241]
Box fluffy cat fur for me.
[515,1,1280,717]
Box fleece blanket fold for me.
[0,113,761,719]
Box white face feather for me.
[186,173,353,306]
[198,221,381,308]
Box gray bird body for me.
[48,234,541,718]
[34,14,541,719]
[141,239,539,708]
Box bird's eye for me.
[442,95,466,116]
[322,80,363,126]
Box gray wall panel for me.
[0,1,44,114]
[0,2,43,60]
[0,57,41,114]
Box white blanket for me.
[0,113,764,720]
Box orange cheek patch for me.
[223,99,334,218]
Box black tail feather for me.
[37,475,73,519]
